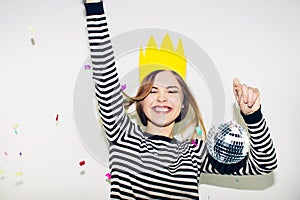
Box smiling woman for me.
[83,1,277,199]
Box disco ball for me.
[206,120,250,164]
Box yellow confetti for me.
[29,26,35,35]
[12,124,19,129]
[29,26,36,46]
[15,171,23,176]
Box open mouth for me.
[152,106,173,114]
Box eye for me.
[168,89,179,93]
[150,88,158,93]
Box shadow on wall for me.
[200,172,275,190]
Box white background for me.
[0,0,299,199]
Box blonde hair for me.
[123,70,206,140]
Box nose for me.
[157,91,167,102]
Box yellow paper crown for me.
[139,34,186,82]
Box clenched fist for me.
[233,78,261,115]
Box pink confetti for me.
[84,64,91,70]
[191,139,197,147]
[121,84,126,91]
[105,173,111,179]
[79,160,85,166]
[55,114,59,121]
[4,152,8,156]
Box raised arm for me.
[84,1,134,142]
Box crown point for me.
[176,39,185,56]
[161,33,175,51]
[147,35,158,49]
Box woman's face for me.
[142,71,184,127]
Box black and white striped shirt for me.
[84,2,277,199]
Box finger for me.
[242,84,248,104]
[251,88,260,106]
[234,85,242,102]
[247,88,254,107]
[233,78,242,100]
[233,78,241,87]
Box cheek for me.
[141,97,153,114]
[169,94,183,105]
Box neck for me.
[145,121,175,138]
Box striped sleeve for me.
[84,2,131,142]
[201,107,278,175]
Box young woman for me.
[84,1,277,199]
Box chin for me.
[149,119,175,128]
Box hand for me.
[233,78,260,115]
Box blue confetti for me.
[195,126,202,135]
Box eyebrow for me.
[152,86,179,89]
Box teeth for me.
[154,107,169,112]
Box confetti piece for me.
[191,139,197,146]
[121,84,127,91]
[79,160,85,166]
[29,26,35,35]
[13,124,19,134]
[19,152,22,156]
[235,178,239,183]
[15,181,23,186]
[4,152,8,156]
[29,26,36,46]
[16,172,23,176]
[30,38,35,46]
[84,64,91,70]
[0,170,4,174]
[195,126,202,135]
[13,124,19,129]
[80,170,86,176]
[105,173,111,179]
[55,114,59,126]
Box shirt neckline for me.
[143,132,178,144]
